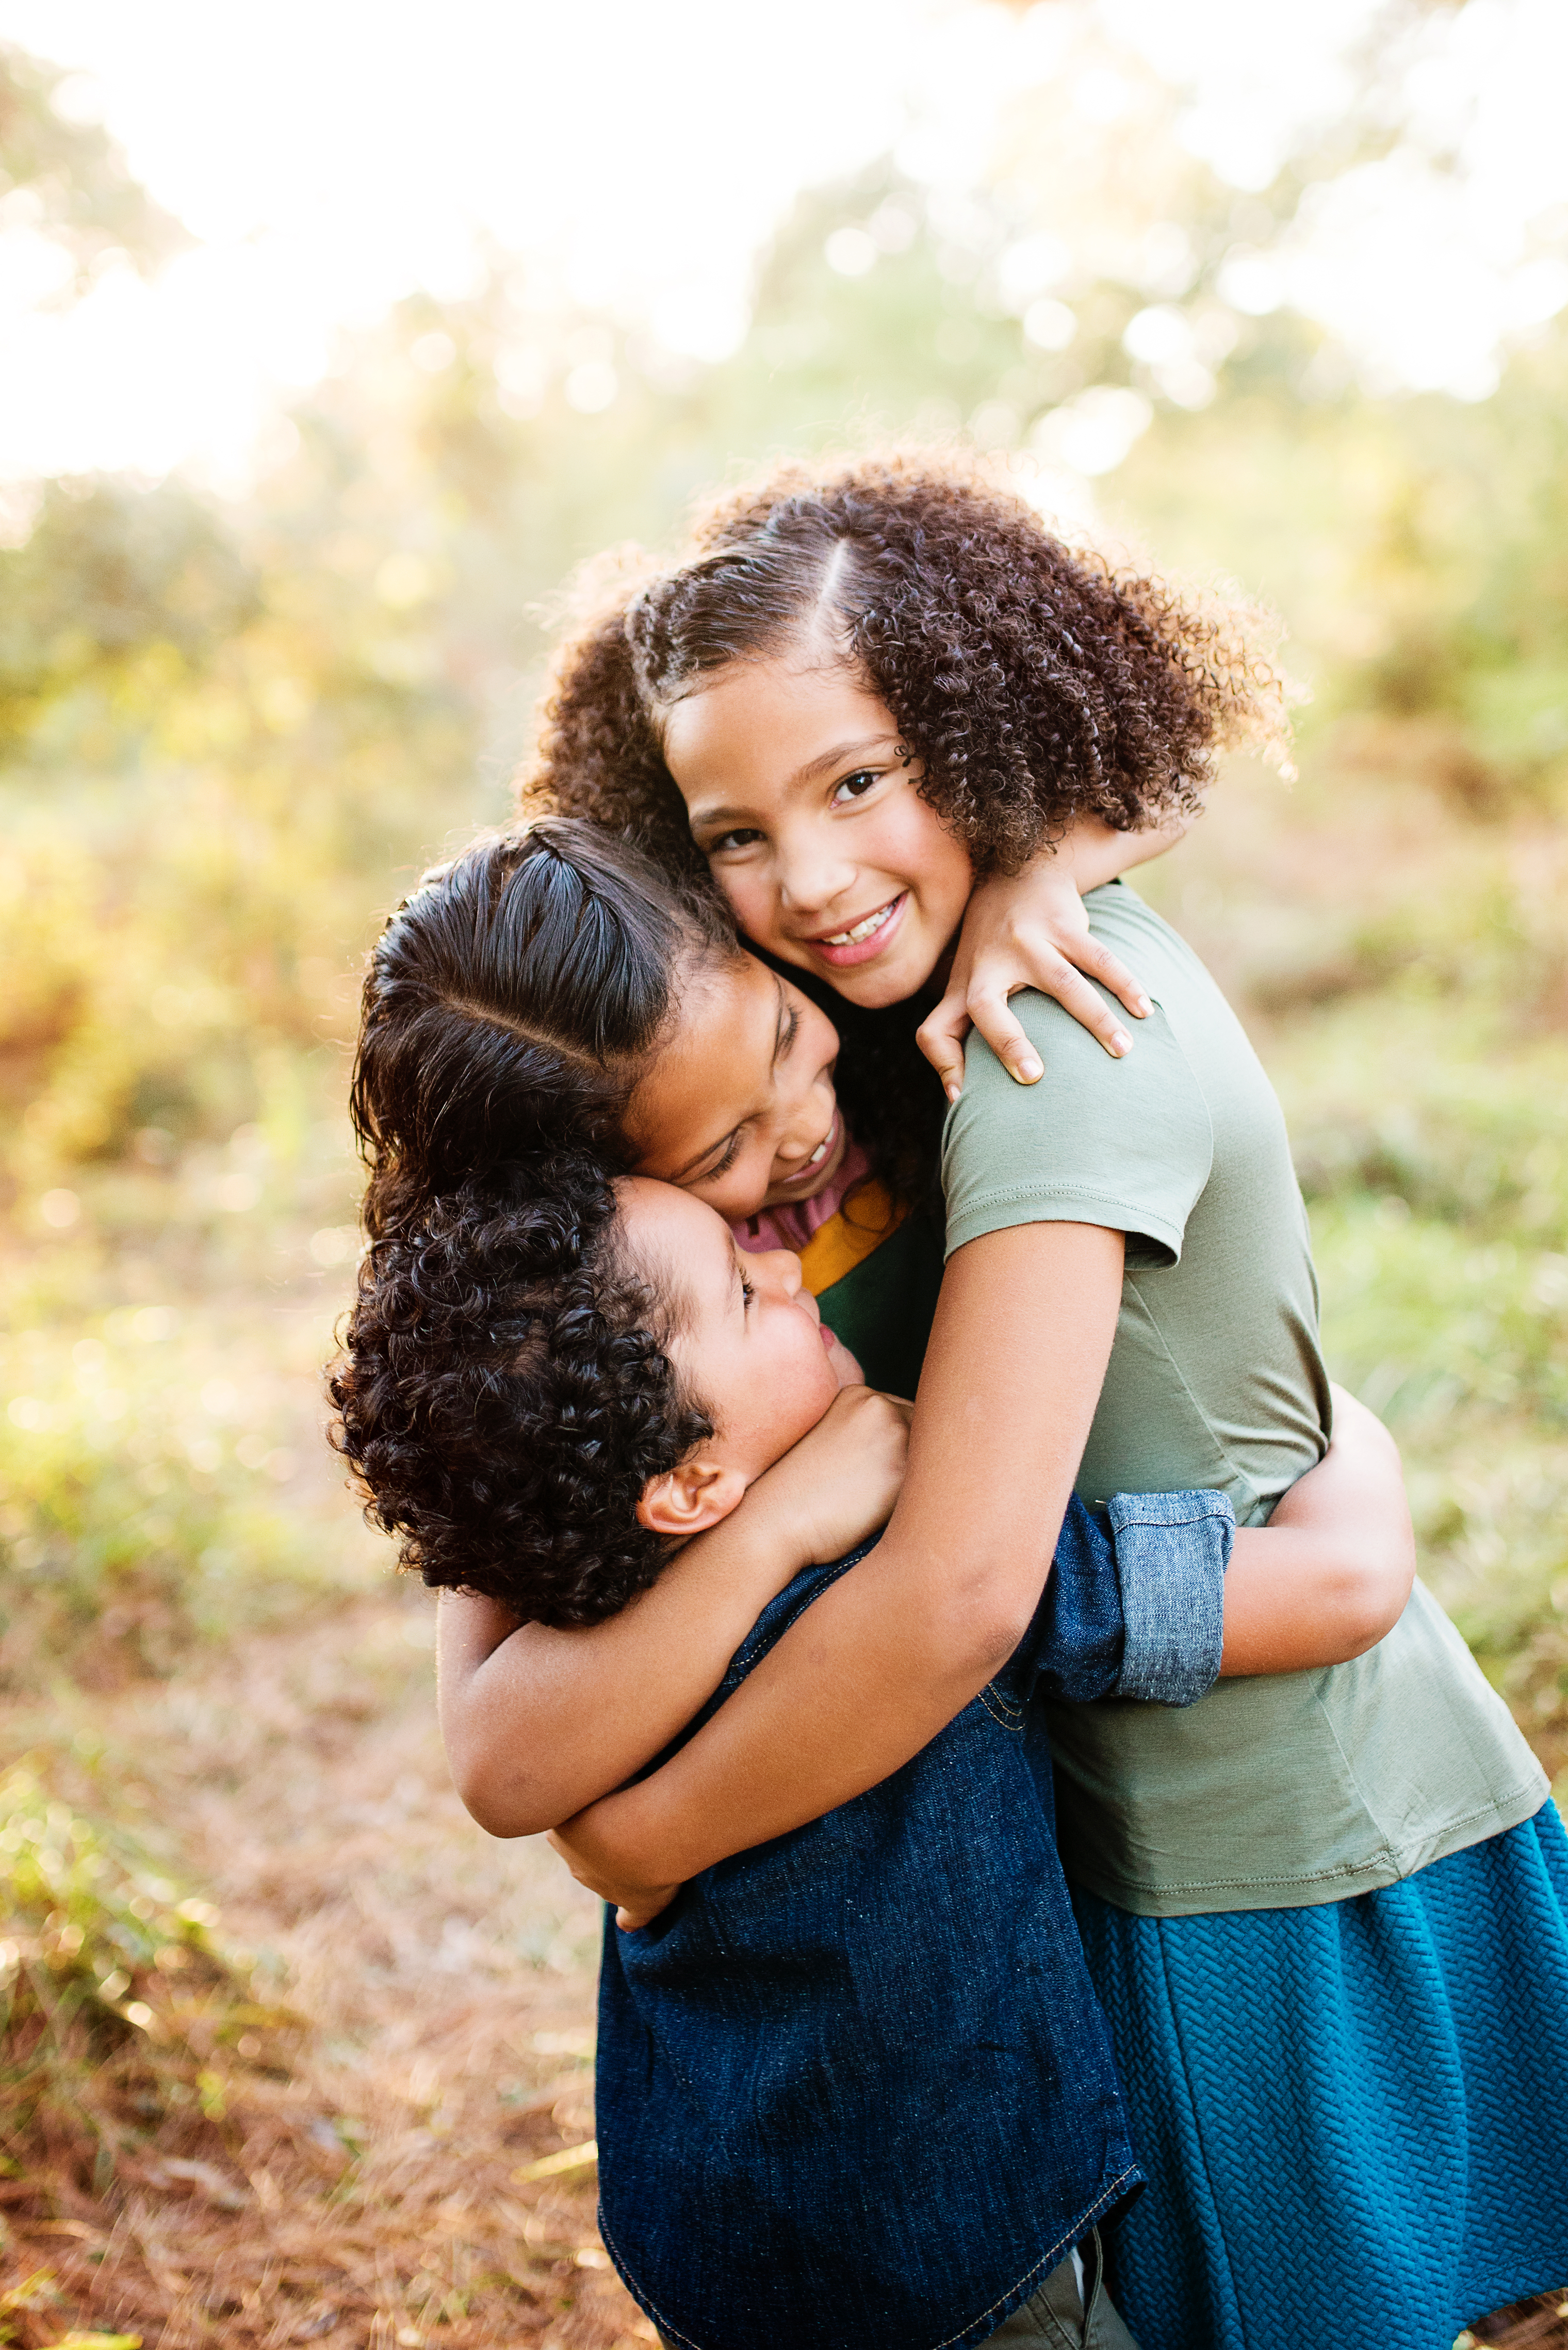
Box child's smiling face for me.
[662,652,975,1010]
[627,947,848,1223]
[617,1178,862,1536]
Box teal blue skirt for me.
[1074,1803,1568,2350]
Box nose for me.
[775,819,858,922]
[757,1246,806,1301]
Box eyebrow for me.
[688,734,903,834]
[663,977,789,1186]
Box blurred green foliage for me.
[1,1289,374,1683]
[0,1757,296,2188]
[0,26,1563,1794]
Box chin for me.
[830,957,927,1011]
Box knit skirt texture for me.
[1073,1802,1568,2350]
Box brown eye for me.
[831,770,880,805]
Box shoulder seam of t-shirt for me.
[946,1180,1186,1259]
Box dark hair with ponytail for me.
[351,817,736,1239]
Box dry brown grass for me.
[4,1519,1565,2347]
[1,1593,648,2349]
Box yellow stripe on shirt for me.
[796,1179,911,1295]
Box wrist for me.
[730,1474,821,1586]
[584,1777,693,1893]
[1059,816,1124,893]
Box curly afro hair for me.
[525,447,1288,885]
[351,817,736,1241]
[328,1155,713,1626]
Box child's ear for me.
[636,1454,748,1541]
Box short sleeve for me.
[940,981,1214,1271]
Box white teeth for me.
[785,1121,837,1184]
[823,899,897,947]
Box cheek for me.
[735,1322,840,1463]
[688,1150,772,1223]
[712,863,785,952]
[782,1326,843,1433]
[891,796,972,916]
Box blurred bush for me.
[0,1757,298,2189]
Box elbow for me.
[1321,1543,1417,1663]
[935,1582,1040,1686]
[446,1742,551,1841]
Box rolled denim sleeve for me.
[1106,1488,1233,1706]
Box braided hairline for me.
[537,449,1286,878]
[350,822,741,1243]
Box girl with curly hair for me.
[521,451,1568,2350]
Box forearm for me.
[1219,1390,1415,1675]
[437,1511,819,1838]
[557,1543,1014,1890]
[557,1223,1123,1893]
[1060,813,1190,892]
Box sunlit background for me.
[3,4,1567,2342]
[5,0,1568,489]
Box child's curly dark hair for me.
[328,1156,713,1626]
[524,448,1287,885]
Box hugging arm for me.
[917,815,1188,1097]
[549,1243,1418,1926]
[551,1221,1124,1920]
[439,1385,910,1839]
[1220,1385,1415,1673]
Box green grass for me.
[1265,998,1568,1783]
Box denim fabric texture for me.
[1106,1491,1234,1707]
[596,1492,1231,2350]
[1035,1490,1232,1711]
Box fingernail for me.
[1016,1057,1042,1082]
[1134,998,1151,1016]
[945,1082,961,1105]
[1112,1031,1133,1055]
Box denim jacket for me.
[595,1489,1233,2350]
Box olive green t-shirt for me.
[941,882,1546,1917]
[814,1207,945,1402]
